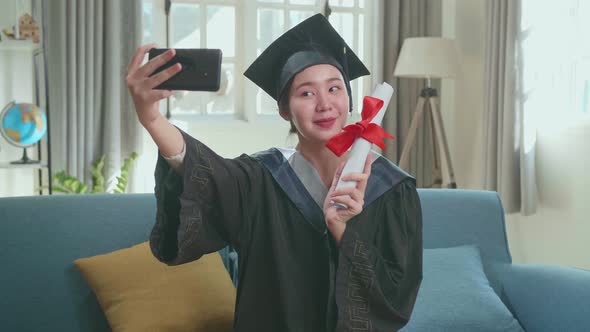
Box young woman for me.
[126,14,422,332]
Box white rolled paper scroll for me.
[332,82,394,209]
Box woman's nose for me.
[315,91,332,112]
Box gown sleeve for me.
[150,129,260,265]
[334,178,423,332]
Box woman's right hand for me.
[125,44,182,129]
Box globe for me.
[1,101,47,147]
[0,101,47,164]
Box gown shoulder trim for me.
[365,154,413,206]
[251,148,327,235]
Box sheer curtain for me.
[510,0,589,214]
[520,0,590,130]
[482,0,537,215]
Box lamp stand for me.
[399,86,457,188]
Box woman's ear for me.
[279,110,291,121]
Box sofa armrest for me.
[501,264,590,332]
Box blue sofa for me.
[1,190,589,331]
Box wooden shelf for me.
[0,162,48,169]
[0,41,42,54]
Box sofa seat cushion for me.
[401,245,524,332]
[74,241,235,332]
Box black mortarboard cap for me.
[244,13,370,108]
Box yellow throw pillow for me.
[74,242,235,332]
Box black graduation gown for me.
[150,130,423,332]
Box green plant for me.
[52,171,88,194]
[51,152,138,194]
[114,152,138,193]
[90,155,106,193]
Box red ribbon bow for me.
[326,96,394,157]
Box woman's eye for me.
[301,91,314,97]
[329,86,341,92]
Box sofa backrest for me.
[418,189,512,265]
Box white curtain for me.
[482,0,537,215]
[46,0,143,192]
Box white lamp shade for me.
[393,37,461,79]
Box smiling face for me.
[280,64,350,145]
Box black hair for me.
[278,81,298,134]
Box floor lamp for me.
[393,37,461,188]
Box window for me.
[142,0,375,121]
[520,0,590,131]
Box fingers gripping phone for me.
[148,48,222,91]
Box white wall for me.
[507,123,590,269]
[442,0,590,269]
[0,54,37,197]
[441,0,486,190]
[134,118,292,194]
[0,1,38,197]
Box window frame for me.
[143,0,381,123]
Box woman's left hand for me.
[323,155,372,244]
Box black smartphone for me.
[148,48,222,91]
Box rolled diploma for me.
[332,82,394,208]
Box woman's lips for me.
[314,118,337,129]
